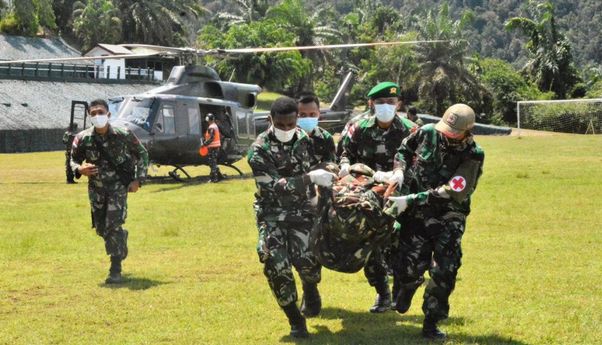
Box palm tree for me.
[115,0,207,46]
[266,0,342,92]
[505,0,579,98]
[72,0,122,50]
[414,2,488,116]
[214,0,272,28]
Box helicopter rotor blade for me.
[208,40,449,55]
[119,44,197,53]
[0,52,163,65]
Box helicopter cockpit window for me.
[157,104,176,135]
[118,98,154,130]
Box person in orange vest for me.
[202,113,223,182]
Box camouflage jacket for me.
[394,124,484,215]
[70,125,149,191]
[62,131,75,147]
[247,127,314,221]
[336,110,371,160]
[307,126,336,167]
[339,114,417,171]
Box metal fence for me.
[0,128,65,153]
[0,63,157,83]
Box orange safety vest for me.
[204,123,221,148]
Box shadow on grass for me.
[147,174,251,193]
[280,307,528,345]
[99,274,169,291]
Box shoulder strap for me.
[94,136,133,186]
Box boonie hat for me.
[435,104,475,138]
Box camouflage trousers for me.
[392,210,466,322]
[208,147,221,182]
[89,186,129,260]
[364,246,389,288]
[65,150,75,182]
[257,217,321,306]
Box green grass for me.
[256,91,284,111]
[0,135,601,344]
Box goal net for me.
[517,99,602,135]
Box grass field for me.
[0,135,601,345]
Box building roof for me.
[87,44,134,56]
[0,33,82,62]
[0,80,154,130]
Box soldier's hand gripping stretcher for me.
[308,169,337,187]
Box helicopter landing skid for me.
[221,164,244,176]
[168,166,192,181]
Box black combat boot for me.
[105,256,123,284]
[369,281,391,313]
[300,283,321,317]
[281,303,309,338]
[394,286,419,314]
[422,317,446,340]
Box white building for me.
[84,44,174,81]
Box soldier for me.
[62,123,78,184]
[387,103,484,340]
[202,113,223,183]
[338,81,417,313]
[247,96,336,338]
[296,92,336,166]
[407,106,424,127]
[70,99,149,284]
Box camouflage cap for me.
[367,82,400,99]
[435,103,475,138]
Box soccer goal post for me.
[516,98,602,136]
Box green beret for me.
[367,81,400,99]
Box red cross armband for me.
[440,159,482,203]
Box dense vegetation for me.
[1,0,601,128]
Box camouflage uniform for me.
[338,115,416,288]
[62,129,76,183]
[335,110,370,160]
[247,127,321,307]
[70,125,149,259]
[391,123,484,322]
[307,126,336,167]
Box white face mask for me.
[272,126,296,143]
[91,114,109,128]
[374,104,396,123]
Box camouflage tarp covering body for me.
[311,164,396,273]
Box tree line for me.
[0,0,601,125]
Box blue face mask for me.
[297,117,319,133]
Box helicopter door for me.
[151,101,178,164]
[234,108,255,148]
[69,100,88,131]
[177,101,202,163]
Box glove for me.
[373,170,393,183]
[339,163,350,177]
[308,169,337,187]
[388,169,405,186]
[387,195,410,215]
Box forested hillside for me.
[1,0,601,127]
[200,0,601,67]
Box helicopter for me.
[0,40,446,181]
